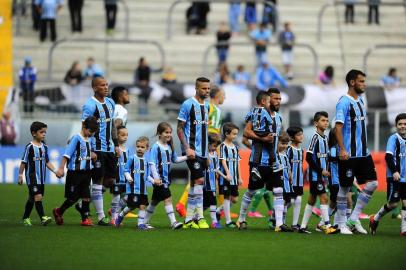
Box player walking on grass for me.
[298,111,338,234]
[81,77,120,226]
[334,70,378,234]
[19,121,57,226]
[369,113,406,236]
[53,117,99,226]
[143,122,185,230]
[177,77,211,229]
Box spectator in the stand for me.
[64,61,83,86]
[229,1,241,36]
[134,57,151,86]
[32,0,41,30]
[68,0,83,33]
[316,65,335,87]
[250,22,271,66]
[104,0,118,35]
[19,57,37,113]
[161,66,177,84]
[0,111,17,146]
[83,57,104,79]
[215,63,233,85]
[368,0,380,25]
[380,68,401,90]
[278,21,295,80]
[244,1,257,31]
[232,64,251,88]
[262,0,277,32]
[216,22,231,65]
[344,0,356,24]
[255,61,288,91]
[186,2,210,35]
[35,0,63,42]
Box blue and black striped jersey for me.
[21,142,50,185]
[277,152,292,193]
[116,147,130,185]
[307,132,329,182]
[329,145,339,185]
[126,154,150,195]
[205,151,219,192]
[82,97,115,153]
[287,145,304,187]
[219,143,241,186]
[335,95,369,158]
[149,142,178,187]
[63,134,93,171]
[178,97,209,158]
[386,133,406,182]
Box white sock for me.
[144,204,156,224]
[194,185,204,220]
[165,204,177,225]
[238,189,256,222]
[120,206,131,217]
[320,204,331,227]
[300,204,313,229]
[91,184,105,220]
[292,196,302,226]
[216,205,223,214]
[111,194,121,220]
[350,181,377,222]
[273,187,284,227]
[138,210,145,226]
[401,209,406,233]
[210,205,218,223]
[346,208,352,219]
[333,211,339,226]
[283,205,287,224]
[328,206,334,216]
[224,199,231,224]
[374,204,390,221]
[185,188,196,223]
[337,186,350,227]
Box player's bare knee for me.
[194,178,204,185]
[82,198,90,202]
[231,197,238,204]
[164,198,173,205]
[34,194,42,201]
[319,194,328,204]
[365,180,378,193]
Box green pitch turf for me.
[0,184,403,270]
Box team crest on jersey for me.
[346,169,353,178]
[33,186,38,192]
[71,186,75,192]
[95,161,101,168]
[193,162,200,170]
[393,192,399,198]
[132,196,138,202]
[317,183,323,191]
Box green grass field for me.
[0,184,404,270]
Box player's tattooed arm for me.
[243,122,273,143]
[112,119,121,157]
[177,120,195,159]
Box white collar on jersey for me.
[345,94,361,102]
[192,96,207,106]
[30,141,43,147]
[78,133,89,142]
[156,141,170,150]
[315,130,326,138]
[92,96,106,104]
[396,133,406,142]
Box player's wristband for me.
[113,138,119,147]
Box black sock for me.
[35,201,45,219]
[81,201,90,221]
[22,198,34,219]
[60,199,75,215]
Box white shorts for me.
[282,51,293,65]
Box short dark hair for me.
[30,121,47,134]
[195,77,210,86]
[222,122,239,138]
[267,88,280,95]
[210,85,221,99]
[83,116,99,133]
[313,111,329,122]
[117,125,127,134]
[395,113,406,125]
[389,67,397,75]
[91,76,105,88]
[279,131,290,143]
[256,91,270,104]
[286,126,303,138]
[208,133,221,145]
[345,69,366,86]
[111,86,128,103]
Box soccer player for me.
[115,136,161,230]
[143,122,185,230]
[327,128,340,226]
[334,69,378,234]
[81,77,119,226]
[177,77,211,229]
[111,85,130,127]
[298,111,338,234]
[219,122,243,228]
[110,126,130,224]
[369,113,406,236]
[176,85,225,217]
[18,121,57,226]
[276,132,294,231]
[53,117,99,226]
[286,126,304,230]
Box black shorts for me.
[110,183,126,194]
[283,192,293,202]
[186,157,207,182]
[65,170,92,200]
[223,183,239,197]
[309,180,327,196]
[292,186,303,197]
[328,184,339,203]
[27,184,44,197]
[338,155,377,187]
[387,178,406,203]
[248,165,283,191]
[126,194,149,209]
[203,190,217,208]
[93,151,117,181]
[152,185,172,202]
[218,184,224,195]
